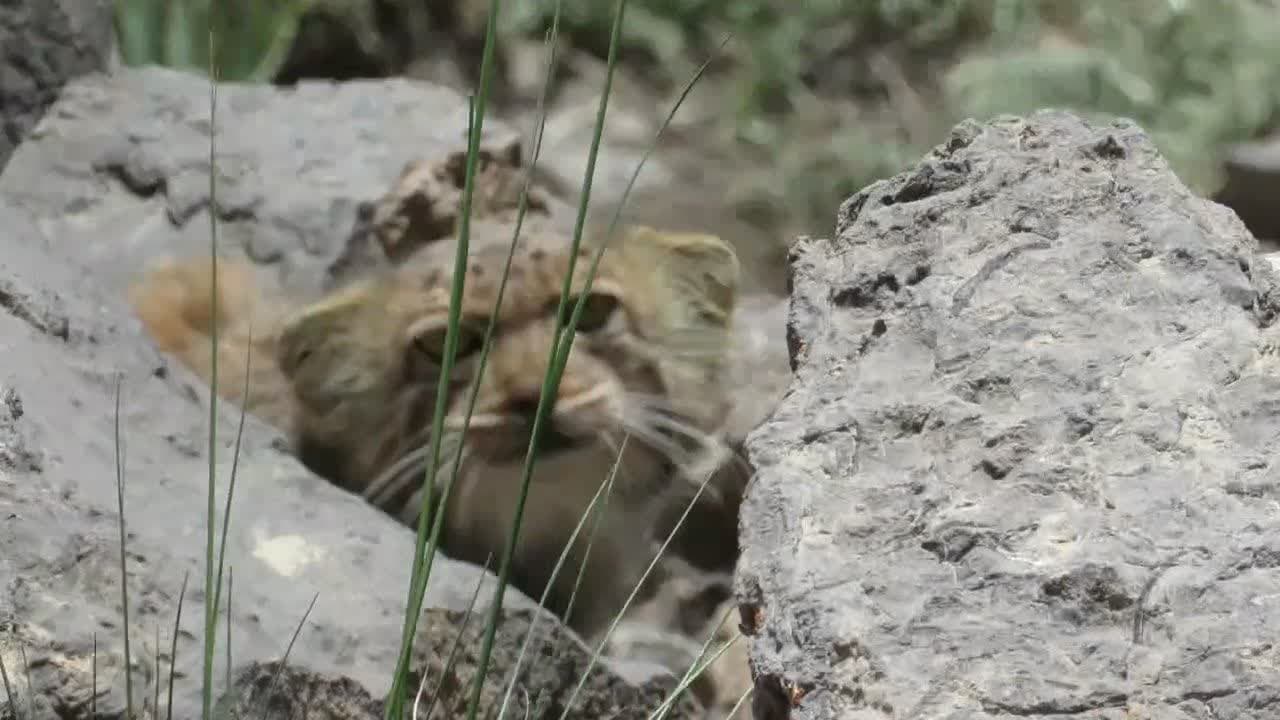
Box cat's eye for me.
[411,323,485,365]
[560,292,620,333]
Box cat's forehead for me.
[395,225,617,319]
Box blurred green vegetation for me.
[503,0,1280,230]
[112,0,1280,233]
[113,0,311,81]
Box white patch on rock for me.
[252,531,325,577]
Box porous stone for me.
[0,0,113,170]
[737,109,1280,719]
[0,65,564,304]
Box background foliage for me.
[114,0,310,81]
[501,0,1280,230]
[114,0,1280,238]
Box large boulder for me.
[0,66,557,301]
[738,110,1280,719]
[0,66,697,719]
[0,0,114,170]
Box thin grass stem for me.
[416,554,493,720]
[494,29,725,720]
[0,649,14,720]
[200,22,222,720]
[556,463,720,720]
[224,565,233,692]
[153,624,161,718]
[651,602,736,720]
[465,2,628,719]
[384,0,507,713]
[496,436,626,720]
[553,35,727,379]
[649,630,742,720]
[91,634,97,719]
[210,313,253,703]
[167,571,189,720]
[526,469,616,720]
[417,3,565,658]
[113,376,135,720]
[725,685,753,720]
[259,592,319,714]
[18,644,32,720]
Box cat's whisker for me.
[365,432,461,510]
[617,415,698,469]
[595,431,631,491]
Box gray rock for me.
[0,66,558,303]
[0,0,113,170]
[0,67,691,719]
[213,609,700,720]
[737,110,1280,719]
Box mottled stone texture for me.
[737,110,1280,720]
[0,0,113,169]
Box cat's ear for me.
[619,225,740,330]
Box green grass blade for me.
[382,95,472,720]
[415,554,493,720]
[0,648,14,719]
[724,686,753,720]
[113,376,135,720]
[259,592,319,713]
[467,2,627,717]
[648,602,736,720]
[495,436,625,720]
[209,316,253,697]
[153,623,161,718]
[92,633,98,719]
[224,566,233,692]
[547,0,629,342]
[383,0,507,712]
[201,22,221,720]
[399,4,564,680]
[649,619,741,720]
[649,638,741,720]
[554,35,726,373]
[244,0,312,82]
[511,35,723,720]
[167,571,190,720]
[418,13,568,720]
[522,464,616,720]
[425,0,565,606]
[112,0,164,67]
[557,464,721,720]
[18,644,32,720]
[162,0,200,73]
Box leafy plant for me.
[113,0,311,82]
[945,0,1280,194]
[502,0,1280,236]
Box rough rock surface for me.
[214,609,701,720]
[737,109,1280,719]
[0,66,562,304]
[0,67,695,719]
[0,0,114,170]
